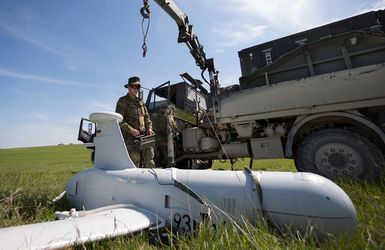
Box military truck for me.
[145,9,385,181]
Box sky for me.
[0,0,384,149]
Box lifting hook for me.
[140,0,151,19]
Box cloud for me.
[1,87,28,97]
[0,16,101,73]
[0,67,93,87]
[213,23,266,51]
[0,17,68,57]
[193,0,385,52]
[31,112,49,121]
[354,0,385,14]
[191,0,330,51]
[215,0,385,32]
[87,99,115,111]
[221,0,327,31]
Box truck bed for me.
[218,63,385,124]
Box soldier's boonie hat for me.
[124,76,141,88]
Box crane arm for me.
[146,0,220,121]
[152,0,209,72]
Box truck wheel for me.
[296,128,384,181]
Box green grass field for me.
[0,145,384,249]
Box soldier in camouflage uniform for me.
[153,104,178,168]
[115,76,155,168]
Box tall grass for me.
[0,145,384,249]
[0,145,91,227]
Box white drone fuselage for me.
[67,112,357,236]
[0,112,357,250]
[67,166,357,237]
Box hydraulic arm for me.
[140,0,220,124]
[153,0,207,71]
[142,0,219,92]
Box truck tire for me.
[295,128,384,181]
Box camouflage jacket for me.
[153,111,178,144]
[115,94,152,143]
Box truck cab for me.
[145,77,208,126]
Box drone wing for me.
[0,206,159,250]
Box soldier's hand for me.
[130,128,140,136]
[147,128,154,135]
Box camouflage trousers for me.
[127,147,155,168]
[154,142,168,168]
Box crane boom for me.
[152,0,212,73]
[148,0,220,123]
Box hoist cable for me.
[141,17,151,57]
[140,0,151,57]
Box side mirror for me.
[78,118,96,143]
